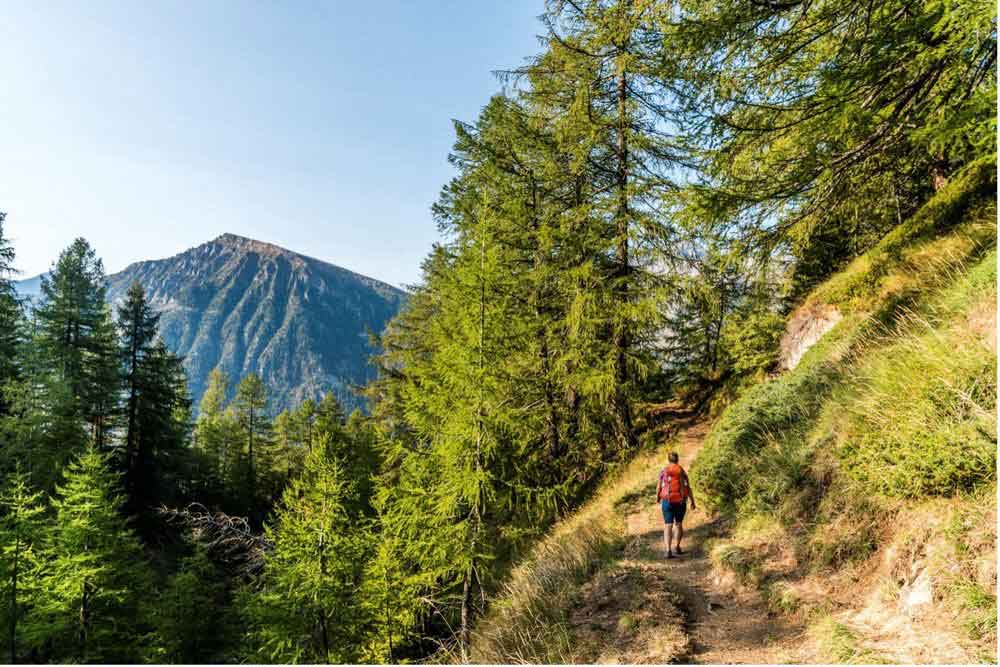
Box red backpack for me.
[659,464,688,503]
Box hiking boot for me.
[675,546,684,555]
[666,550,674,559]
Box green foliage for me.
[0,212,21,415]
[192,368,238,506]
[240,440,373,663]
[813,157,997,310]
[117,281,191,512]
[674,0,996,275]
[231,373,274,520]
[0,467,46,663]
[696,161,997,513]
[28,447,153,662]
[36,238,121,454]
[692,326,848,513]
[152,546,235,663]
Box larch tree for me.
[231,373,273,522]
[31,446,152,663]
[240,438,372,663]
[35,239,121,458]
[0,467,46,663]
[0,212,21,416]
[193,368,237,506]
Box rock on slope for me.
[103,233,406,412]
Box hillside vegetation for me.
[694,157,996,662]
[468,159,997,663]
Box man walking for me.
[656,452,696,558]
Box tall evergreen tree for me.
[193,368,237,506]
[0,467,45,663]
[521,0,680,454]
[231,374,273,521]
[35,239,121,455]
[153,546,235,663]
[116,283,191,511]
[116,281,160,495]
[0,212,22,416]
[240,439,372,663]
[30,447,152,663]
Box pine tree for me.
[115,280,191,513]
[240,439,372,663]
[231,374,273,521]
[35,239,121,456]
[0,467,45,663]
[193,368,237,505]
[30,446,152,663]
[0,212,22,416]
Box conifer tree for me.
[35,239,121,456]
[193,368,237,504]
[0,213,22,416]
[240,438,372,663]
[272,409,298,486]
[0,467,45,663]
[153,546,235,663]
[116,281,160,496]
[231,374,272,521]
[30,447,152,663]
[524,0,679,455]
[115,280,191,512]
[670,0,996,284]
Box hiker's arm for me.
[685,472,697,509]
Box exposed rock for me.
[777,303,842,372]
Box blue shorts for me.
[661,499,686,524]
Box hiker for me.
[656,452,696,558]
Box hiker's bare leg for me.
[675,522,684,550]
[663,524,673,552]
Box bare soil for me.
[619,419,813,664]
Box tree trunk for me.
[459,567,473,663]
[611,65,637,454]
[9,534,18,663]
[79,579,89,662]
[125,322,140,498]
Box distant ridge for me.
[18,235,407,413]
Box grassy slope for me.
[694,157,997,662]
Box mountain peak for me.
[210,233,290,258]
[104,237,407,413]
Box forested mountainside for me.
[0,0,993,664]
[21,233,407,412]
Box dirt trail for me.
[623,419,810,664]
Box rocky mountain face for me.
[21,234,407,413]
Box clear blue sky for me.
[0,1,544,287]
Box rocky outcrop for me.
[777,303,842,372]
